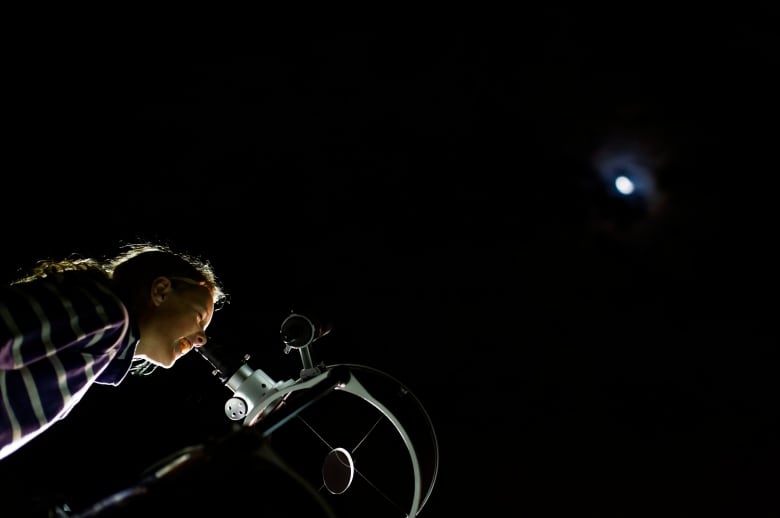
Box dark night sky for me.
[2,11,779,517]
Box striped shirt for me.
[0,272,138,460]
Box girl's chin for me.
[142,350,177,369]
[148,358,175,369]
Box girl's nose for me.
[192,332,208,347]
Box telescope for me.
[69,313,439,518]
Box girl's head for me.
[108,244,225,311]
[107,244,227,370]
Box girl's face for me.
[134,276,215,368]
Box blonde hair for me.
[14,243,227,308]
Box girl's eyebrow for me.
[169,276,208,287]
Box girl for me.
[0,243,227,461]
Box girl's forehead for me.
[168,276,224,318]
[169,275,210,289]
[190,284,216,308]
[170,275,214,302]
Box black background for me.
[2,10,779,517]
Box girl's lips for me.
[178,339,193,355]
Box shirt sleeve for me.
[0,273,134,457]
[0,274,130,370]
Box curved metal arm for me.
[335,370,423,518]
[241,365,425,517]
